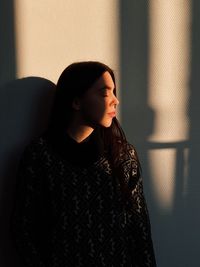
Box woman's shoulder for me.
[117,139,138,161]
[125,141,138,155]
[117,140,140,178]
[21,134,49,159]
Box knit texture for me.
[10,128,157,267]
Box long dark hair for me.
[47,61,141,209]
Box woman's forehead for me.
[93,71,115,90]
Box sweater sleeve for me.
[10,142,51,267]
[124,145,157,267]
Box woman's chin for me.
[100,120,113,128]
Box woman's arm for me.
[124,144,157,267]
[10,142,50,267]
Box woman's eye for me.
[101,92,108,97]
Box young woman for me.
[10,61,157,267]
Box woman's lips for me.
[108,112,116,117]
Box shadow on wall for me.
[0,77,55,267]
[119,0,154,215]
[186,0,200,264]
[119,0,157,250]
[0,0,16,84]
[120,1,200,267]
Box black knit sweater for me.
[10,127,157,267]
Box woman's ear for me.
[72,97,81,111]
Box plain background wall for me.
[0,1,200,266]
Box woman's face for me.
[78,71,120,128]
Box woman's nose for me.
[113,95,120,106]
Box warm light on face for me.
[148,0,191,211]
[80,71,119,128]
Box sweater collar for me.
[44,126,105,166]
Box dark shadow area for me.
[0,77,55,267]
[0,0,16,84]
[147,141,190,267]
[120,1,200,266]
[185,0,200,264]
[119,0,155,204]
[119,0,158,260]
[119,0,152,144]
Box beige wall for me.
[14,0,120,84]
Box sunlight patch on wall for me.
[148,0,191,210]
[13,0,120,85]
[148,149,176,209]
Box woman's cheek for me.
[91,97,106,111]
